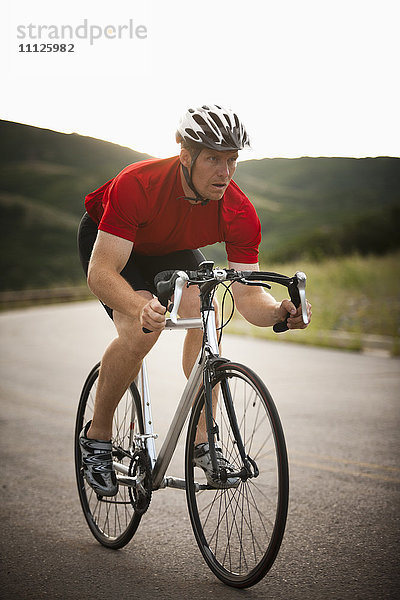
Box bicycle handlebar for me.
[142,262,308,334]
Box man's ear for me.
[180,147,192,169]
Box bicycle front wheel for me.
[185,362,289,588]
[74,363,144,549]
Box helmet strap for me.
[180,149,210,206]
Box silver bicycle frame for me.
[113,267,308,492]
[113,283,220,492]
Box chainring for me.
[128,449,152,515]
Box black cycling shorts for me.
[77,212,206,319]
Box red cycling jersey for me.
[85,156,261,264]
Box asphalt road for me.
[1,301,399,600]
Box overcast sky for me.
[3,0,399,158]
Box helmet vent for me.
[185,128,200,140]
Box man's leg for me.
[87,290,161,441]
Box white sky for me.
[2,0,399,159]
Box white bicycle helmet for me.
[177,104,250,151]
[177,104,249,204]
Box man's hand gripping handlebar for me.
[142,270,188,333]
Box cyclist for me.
[78,104,312,496]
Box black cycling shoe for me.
[194,442,240,489]
[79,421,118,497]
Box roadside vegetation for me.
[220,252,400,355]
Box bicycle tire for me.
[74,363,144,549]
[185,361,289,588]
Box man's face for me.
[182,148,239,201]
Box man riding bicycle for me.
[78,104,312,496]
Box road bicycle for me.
[74,261,308,588]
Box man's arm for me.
[228,261,311,329]
[87,230,166,330]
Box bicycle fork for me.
[203,361,259,484]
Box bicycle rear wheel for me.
[185,362,289,588]
[74,363,144,549]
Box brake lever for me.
[273,271,308,333]
[297,271,309,325]
[169,271,189,323]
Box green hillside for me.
[1,119,399,290]
[234,156,400,262]
[0,120,151,290]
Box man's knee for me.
[177,285,200,318]
[179,287,220,325]
[113,305,160,359]
[212,296,220,327]
[179,285,220,318]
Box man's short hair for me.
[176,132,201,157]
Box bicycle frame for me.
[112,264,307,494]
[113,307,219,492]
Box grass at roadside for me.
[220,252,400,355]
